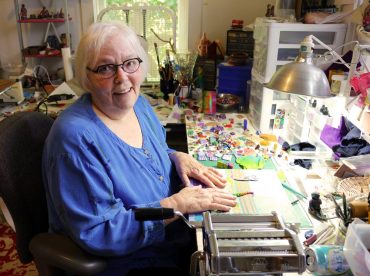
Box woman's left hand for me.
[169,151,227,188]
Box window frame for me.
[93,0,189,53]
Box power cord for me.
[35,98,48,115]
[35,93,74,115]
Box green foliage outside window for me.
[106,0,177,12]
[103,0,178,82]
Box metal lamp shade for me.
[265,61,332,98]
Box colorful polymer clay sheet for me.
[184,112,271,166]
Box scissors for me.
[232,175,258,181]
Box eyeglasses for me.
[86,57,143,79]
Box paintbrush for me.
[233,192,254,197]
[154,42,165,80]
[154,43,161,68]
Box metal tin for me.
[305,245,350,275]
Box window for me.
[94,0,189,83]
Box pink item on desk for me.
[203,91,216,115]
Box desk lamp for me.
[265,35,354,98]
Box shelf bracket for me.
[43,22,62,44]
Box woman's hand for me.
[169,152,227,188]
[161,185,237,214]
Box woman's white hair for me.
[75,21,149,91]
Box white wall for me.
[0,0,274,71]
[188,0,274,50]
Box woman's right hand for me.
[160,186,237,215]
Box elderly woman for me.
[42,22,236,275]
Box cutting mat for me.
[190,169,312,228]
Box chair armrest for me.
[29,233,107,275]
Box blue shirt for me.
[42,93,191,274]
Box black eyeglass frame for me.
[86,57,143,78]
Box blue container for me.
[217,63,251,96]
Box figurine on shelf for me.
[20,4,27,20]
[38,6,50,19]
[197,32,210,57]
[59,8,64,18]
[265,4,274,17]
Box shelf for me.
[343,108,370,144]
[15,0,72,65]
[277,43,338,49]
[276,61,292,65]
[24,52,61,58]
[18,18,65,23]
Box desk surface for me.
[0,83,356,275]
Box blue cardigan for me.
[42,93,190,274]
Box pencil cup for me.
[160,79,177,100]
[179,85,191,99]
[168,93,175,105]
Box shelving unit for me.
[343,108,370,144]
[249,18,347,135]
[14,0,71,65]
[226,28,254,58]
[17,18,66,23]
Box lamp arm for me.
[309,35,351,70]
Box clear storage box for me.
[343,218,370,276]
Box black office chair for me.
[0,111,106,276]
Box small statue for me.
[309,192,326,220]
[197,32,210,57]
[38,6,50,18]
[265,4,271,17]
[265,4,274,17]
[20,4,27,20]
[59,8,64,18]
[270,5,275,17]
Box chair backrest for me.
[0,112,54,263]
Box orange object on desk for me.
[0,79,14,92]
[259,133,277,142]
[43,84,55,94]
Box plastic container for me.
[275,0,295,19]
[343,218,370,276]
[217,63,251,96]
[331,74,347,95]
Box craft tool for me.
[313,224,335,245]
[291,198,300,205]
[329,194,346,223]
[233,192,254,197]
[232,175,258,181]
[281,182,307,199]
[203,212,305,274]
[154,42,165,80]
[154,42,161,68]
[243,119,248,130]
[165,49,170,63]
[303,225,331,246]
[303,233,317,246]
[342,193,348,223]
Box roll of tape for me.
[349,200,368,218]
